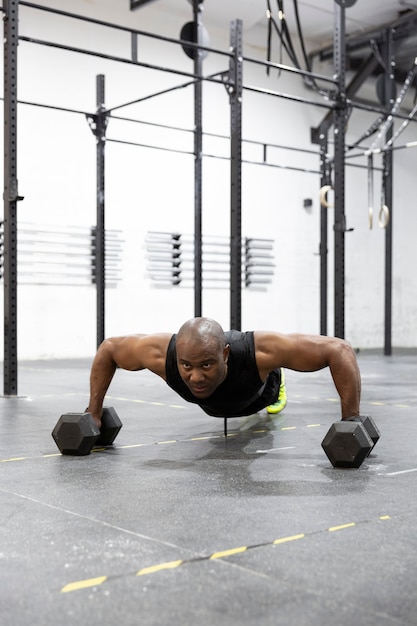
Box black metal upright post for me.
[193,0,203,318]
[319,133,331,336]
[95,75,106,348]
[332,1,347,339]
[3,0,22,396]
[381,29,395,356]
[229,19,243,330]
[383,145,393,356]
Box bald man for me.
[87,317,362,429]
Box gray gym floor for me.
[1,352,416,626]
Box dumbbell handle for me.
[346,415,380,448]
[84,406,105,429]
[345,415,369,422]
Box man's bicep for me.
[255,331,331,373]
[101,335,148,371]
[283,334,332,371]
[109,333,172,375]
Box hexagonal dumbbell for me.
[95,407,123,446]
[355,415,380,452]
[52,413,100,456]
[52,407,123,456]
[321,416,380,469]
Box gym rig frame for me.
[3,0,417,395]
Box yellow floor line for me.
[329,522,356,532]
[61,576,107,593]
[137,560,183,576]
[210,546,247,559]
[60,515,391,593]
[273,533,305,545]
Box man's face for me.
[176,336,229,399]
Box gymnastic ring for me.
[319,185,333,208]
[379,204,390,229]
[368,206,373,229]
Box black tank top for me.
[165,330,281,417]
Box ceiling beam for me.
[312,9,417,61]
[310,11,417,142]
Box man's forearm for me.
[87,342,118,426]
[328,341,361,419]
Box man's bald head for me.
[176,317,226,351]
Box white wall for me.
[0,0,416,359]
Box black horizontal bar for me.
[346,97,417,125]
[243,82,335,111]
[243,53,338,85]
[19,1,231,58]
[0,96,91,117]
[19,36,231,94]
[107,137,194,157]
[21,2,337,88]
[111,114,320,156]
[109,138,320,174]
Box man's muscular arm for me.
[87,334,171,426]
[87,339,119,426]
[254,332,361,420]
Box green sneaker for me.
[266,368,287,415]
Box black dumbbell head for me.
[52,413,100,456]
[360,416,380,447]
[346,415,380,456]
[321,421,373,468]
[95,407,123,446]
